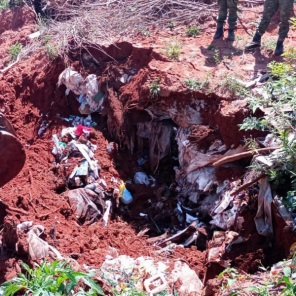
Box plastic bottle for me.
[119,181,133,205]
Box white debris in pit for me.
[58,67,105,114]
[147,100,204,128]
[16,221,63,261]
[52,125,100,187]
[174,127,224,196]
[99,252,203,296]
[171,261,203,296]
[137,121,173,171]
[133,171,154,186]
[207,231,245,268]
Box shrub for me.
[9,43,23,61]
[187,26,200,37]
[1,260,104,296]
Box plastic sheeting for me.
[63,188,106,224]
[254,177,273,237]
[16,221,62,261]
[137,121,173,171]
[58,67,104,113]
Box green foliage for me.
[218,268,240,289]
[186,26,200,37]
[165,39,181,60]
[261,37,277,54]
[0,0,9,10]
[9,42,22,61]
[1,260,104,296]
[211,48,221,65]
[277,254,296,295]
[220,75,249,98]
[240,40,296,206]
[184,77,209,92]
[185,78,202,91]
[149,78,161,98]
[43,35,58,60]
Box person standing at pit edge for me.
[245,0,294,55]
[213,0,238,41]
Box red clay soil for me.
[1,3,296,289]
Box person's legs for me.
[275,0,293,55]
[214,0,228,39]
[227,0,238,40]
[246,0,279,49]
[258,0,279,35]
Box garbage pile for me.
[95,249,203,296]
[58,67,105,114]
[51,117,100,188]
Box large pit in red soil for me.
[1,5,296,294]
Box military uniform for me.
[214,0,238,40]
[257,0,293,40]
[245,0,294,55]
[217,0,239,30]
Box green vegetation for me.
[0,0,9,10]
[261,37,277,54]
[149,78,161,98]
[240,49,296,198]
[186,26,200,37]
[185,77,209,92]
[9,42,22,61]
[165,39,181,60]
[220,74,249,98]
[1,260,104,296]
[43,35,58,60]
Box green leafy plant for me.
[149,78,161,98]
[1,260,104,296]
[212,48,221,65]
[185,78,202,91]
[261,37,277,54]
[220,75,249,98]
[165,39,181,60]
[218,268,240,288]
[186,26,200,37]
[9,42,23,61]
[0,0,9,10]
[277,254,296,295]
[43,36,58,60]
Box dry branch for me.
[212,147,281,168]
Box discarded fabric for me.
[58,68,104,113]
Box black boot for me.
[245,31,262,50]
[275,40,284,56]
[213,24,224,40]
[227,29,235,41]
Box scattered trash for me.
[254,177,273,237]
[16,221,63,260]
[38,120,50,137]
[134,172,150,186]
[119,182,133,205]
[28,31,41,39]
[99,252,203,296]
[63,186,108,224]
[58,67,105,114]
[51,124,100,187]
[144,274,167,295]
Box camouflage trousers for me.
[217,0,239,29]
[258,0,294,40]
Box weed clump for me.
[187,26,200,37]
[165,40,181,60]
[9,42,23,61]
